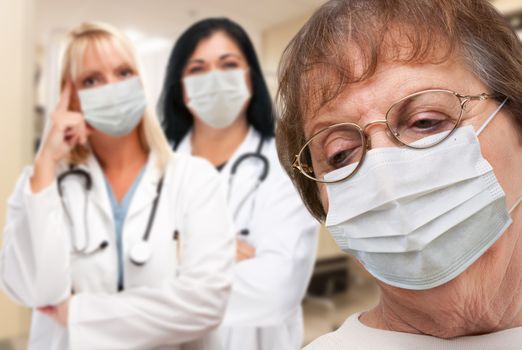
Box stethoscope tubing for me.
[57,167,93,254]
[173,134,270,236]
[57,165,164,265]
[227,137,269,235]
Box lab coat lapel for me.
[84,155,113,222]
[125,152,162,220]
[222,128,264,224]
[176,132,192,154]
[176,127,262,221]
[175,127,259,172]
[220,127,258,176]
[83,152,161,221]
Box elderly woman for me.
[276,0,522,348]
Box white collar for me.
[176,126,262,175]
[65,151,163,219]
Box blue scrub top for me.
[104,167,146,291]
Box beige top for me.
[304,312,522,350]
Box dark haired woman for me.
[158,18,318,350]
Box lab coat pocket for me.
[70,212,115,293]
[70,245,115,293]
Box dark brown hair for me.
[276,0,522,221]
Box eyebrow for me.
[77,69,100,81]
[113,63,133,71]
[187,53,243,65]
[306,101,364,139]
[77,63,133,80]
[307,116,350,140]
[187,58,205,65]
[305,82,456,139]
[219,53,242,61]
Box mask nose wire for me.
[476,98,508,136]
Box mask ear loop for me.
[509,196,522,214]
[476,98,508,136]
[480,97,521,215]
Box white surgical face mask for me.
[183,69,251,129]
[79,77,146,136]
[325,99,520,290]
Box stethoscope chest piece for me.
[129,241,152,266]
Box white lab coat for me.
[0,151,235,350]
[177,127,319,350]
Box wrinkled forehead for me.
[296,29,455,136]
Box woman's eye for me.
[325,143,360,169]
[82,77,97,87]
[327,150,351,168]
[321,132,363,170]
[222,62,239,69]
[119,68,134,78]
[412,118,441,129]
[187,66,204,75]
[406,113,451,132]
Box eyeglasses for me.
[293,89,493,183]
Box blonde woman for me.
[0,22,234,350]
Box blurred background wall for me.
[1,0,521,347]
[0,0,35,342]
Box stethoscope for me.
[227,137,269,236]
[173,135,269,236]
[57,165,164,266]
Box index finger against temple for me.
[57,80,73,111]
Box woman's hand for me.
[236,239,256,262]
[37,297,70,327]
[31,81,89,193]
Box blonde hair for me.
[58,21,172,170]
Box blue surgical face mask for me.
[79,77,147,136]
